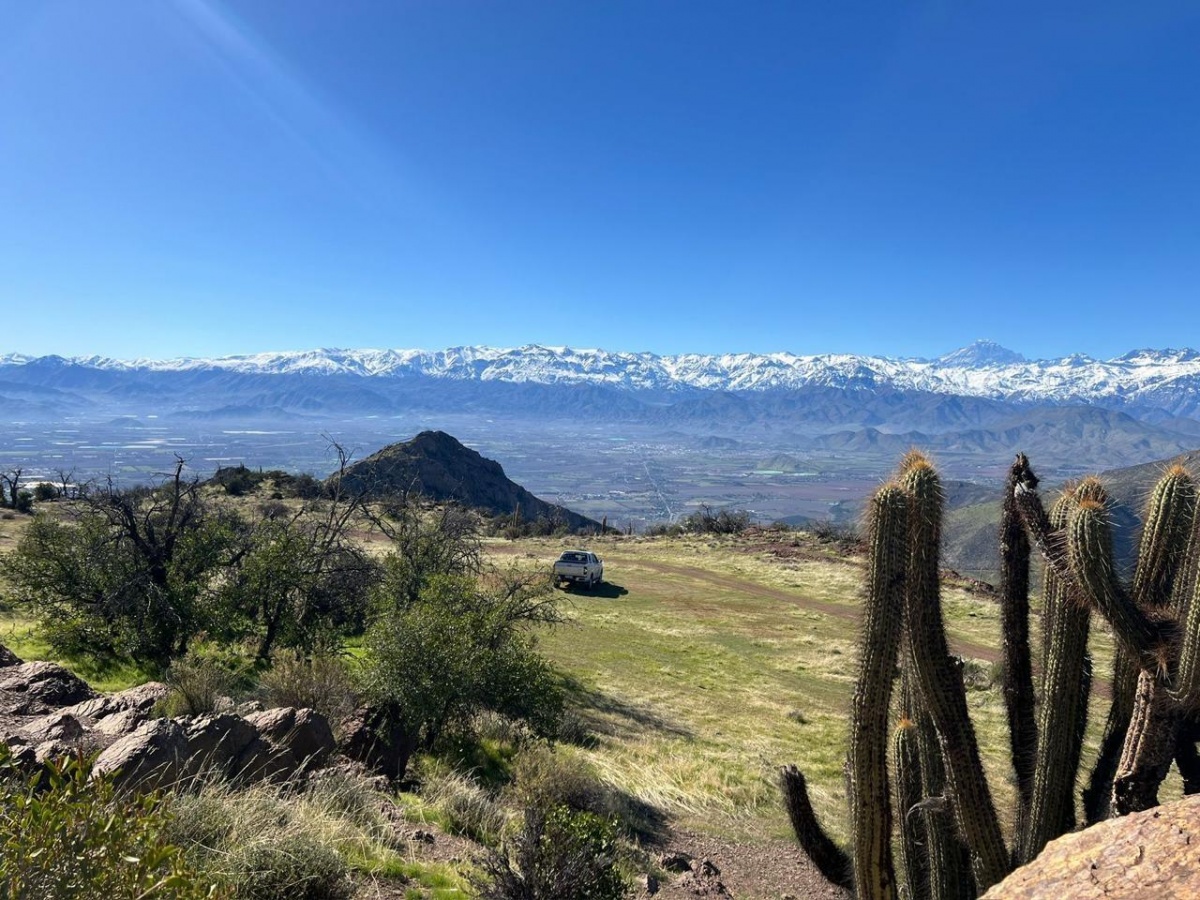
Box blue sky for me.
[2,2,1198,361]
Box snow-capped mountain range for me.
[3,340,1200,411]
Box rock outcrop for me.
[338,707,418,781]
[246,706,336,773]
[0,641,336,792]
[0,661,96,713]
[983,794,1200,899]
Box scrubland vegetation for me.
[5,446,1188,898]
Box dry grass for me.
[0,508,1157,855]
[494,531,1130,846]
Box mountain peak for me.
[335,431,601,532]
[937,340,1027,368]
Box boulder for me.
[34,739,78,766]
[245,707,335,772]
[179,713,260,781]
[91,718,188,790]
[95,708,151,737]
[659,852,694,873]
[21,711,84,745]
[0,643,21,668]
[983,794,1200,899]
[231,734,299,785]
[0,662,96,711]
[338,707,417,781]
[62,682,169,723]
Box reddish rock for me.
[983,794,1200,899]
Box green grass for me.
[0,518,1161,861]
[494,531,1140,846]
[0,612,154,691]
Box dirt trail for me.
[649,829,852,900]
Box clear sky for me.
[2,1,1198,361]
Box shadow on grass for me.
[559,674,693,742]
[558,581,629,599]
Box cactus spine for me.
[848,483,909,900]
[783,452,1200,900]
[1019,492,1091,863]
[899,454,1008,891]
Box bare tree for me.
[55,467,78,500]
[228,442,378,659]
[0,467,22,509]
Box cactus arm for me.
[1131,466,1197,614]
[900,455,1010,891]
[910,694,975,900]
[779,765,854,890]
[847,483,909,900]
[1020,491,1091,862]
[1000,455,1038,836]
[1168,501,1200,709]
[892,714,927,899]
[1111,669,1179,815]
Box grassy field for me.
[1,504,1164,853]
[493,531,1056,845]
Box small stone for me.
[638,873,660,895]
[658,851,694,873]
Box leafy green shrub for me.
[359,574,563,749]
[0,746,218,899]
[473,805,627,900]
[32,482,58,503]
[258,647,358,726]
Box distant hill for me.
[755,454,811,473]
[943,449,1200,584]
[334,431,602,533]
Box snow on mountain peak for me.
[937,340,1027,368]
[3,344,1200,410]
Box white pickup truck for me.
[552,550,604,589]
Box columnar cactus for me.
[899,454,1009,890]
[891,709,925,898]
[782,451,1200,899]
[847,483,909,900]
[1019,492,1091,864]
[1000,458,1037,841]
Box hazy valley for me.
[5,342,1200,539]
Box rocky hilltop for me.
[334,430,602,533]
